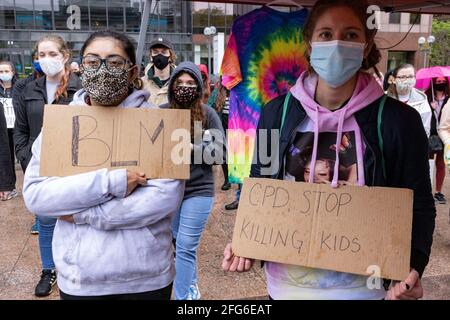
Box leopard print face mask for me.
[173,86,199,107]
[81,64,130,106]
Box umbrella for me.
[415,66,450,92]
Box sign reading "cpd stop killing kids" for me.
[231,178,414,281]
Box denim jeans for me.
[172,196,214,300]
[37,215,57,270]
[236,184,242,201]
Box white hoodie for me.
[23,89,185,296]
[401,88,432,138]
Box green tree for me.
[430,19,450,67]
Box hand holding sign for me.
[126,171,147,196]
[386,269,423,300]
[222,243,254,272]
[231,178,414,281]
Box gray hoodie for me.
[23,89,184,296]
[162,62,225,200]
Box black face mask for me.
[435,83,447,92]
[152,54,170,70]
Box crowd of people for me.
[0,0,447,301]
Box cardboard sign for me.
[40,105,191,179]
[1,98,15,128]
[232,178,413,281]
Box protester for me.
[388,64,432,137]
[12,48,44,234]
[14,35,82,297]
[198,64,211,104]
[426,77,449,204]
[162,61,224,300]
[22,30,184,300]
[209,77,231,191]
[70,61,81,76]
[222,0,435,301]
[0,103,15,200]
[142,37,177,106]
[0,60,18,200]
[383,69,395,92]
[438,99,450,170]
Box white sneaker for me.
[187,283,201,300]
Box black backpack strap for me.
[377,95,388,181]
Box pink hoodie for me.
[290,71,384,187]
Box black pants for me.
[7,129,16,186]
[59,283,173,300]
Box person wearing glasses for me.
[142,37,177,106]
[387,63,432,137]
[14,35,82,297]
[161,62,224,300]
[22,30,184,300]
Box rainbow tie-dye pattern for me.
[221,6,309,183]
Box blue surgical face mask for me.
[0,73,13,82]
[32,60,43,74]
[310,40,366,88]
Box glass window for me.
[210,3,226,34]
[387,51,414,71]
[389,12,401,24]
[108,0,124,31]
[125,0,142,32]
[0,0,16,29]
[34,0,53,30]
[15,0,34,29]
[410,13,421,25]
[225,3,234,35]
[155,0,172,32]
[90,0,107,30]
[193,2,209,35]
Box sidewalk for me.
[0,166,449,300]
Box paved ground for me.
[0,165,449,300]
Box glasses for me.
[81,55,132,73]
[396,75,415,81]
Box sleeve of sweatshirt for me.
[192,106,225,165]
[23,133,127,217]
[421,102,432,138]
[438,101,450,145]
[71,179,184,230]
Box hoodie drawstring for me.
[331,108,347,188]
[308,106,320,184]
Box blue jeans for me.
[172,196,214,300]
[236,184,242,201]
[37,215,57,270]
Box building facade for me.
[0,0,193,75]
[0,1,434,77]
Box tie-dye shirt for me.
[221,6,309,183]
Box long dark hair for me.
[303,0,382,78]
[214,78,229,113]
[387,63,415,99]
[80,30,142,89]
[170,71,205,138]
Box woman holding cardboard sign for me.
[23,30,184,300]
[13,35,82,297]
[161,62,225,300]
[222,0,436,300]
